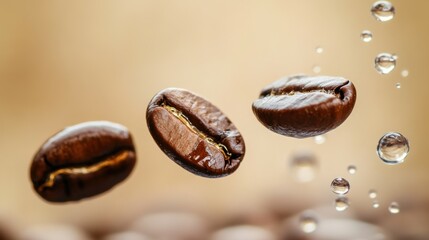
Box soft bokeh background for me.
[1,0,428,239]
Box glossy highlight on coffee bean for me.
[252,75,356,138]
[30,121,136,202]
[146,88,245,177]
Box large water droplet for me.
[389,202,400,214]
[315,46,323,54]
[331,177,350,195]
[299,213,318,233]
[289,151,318,183]
[334,197,350,211]
[314,135,326,144]
[401,69,409,77]
[369,189,378,199]
[371,1,395,22]
[375,53,396,74]
[377,132,409,165]
[347,165,357,175]
[361,30,373,42]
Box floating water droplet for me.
[314,135,326,144]
[377,132,409,165]
[371,1,395,22]
[313,65,321,73]
[388,202,400,214]
[369,189,378,199]
[289,151,318,183]
[375,53,396,74]
[395,83,401,89]
[331,177,350,195]
[299,213,318,233]
[372,200,380,208]
[347,165,357,174]
[401,69,409,77]
[315,46,323,54]
[361,30,373,42]
[334,197,350,211]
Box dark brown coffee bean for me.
[252,75,356,138]
[146,88,245,177]
[30,121,136,202]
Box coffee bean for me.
[146,88,245,177]
[30,121,136,202]
[252,75,356,138]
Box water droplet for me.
[313,65,321,73]
[401,69,409,77]
[371,1,395,22]
[315,46,324,54]
[331,177,350,195]
[289,151,318,183]
[369,189,378,199]
[347,165,357,175]
[388,202,400,214]
[361,30,373,42]
[372,200,380,208]
[314,135,326,144]
[395,83,401,89]
[334,197,350,211]
[299,213,318,233]
[377,132,409,165]
[375,53,396,74]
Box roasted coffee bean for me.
[146,88,245,177]
[30,121,136,202]
[252,75,356,138]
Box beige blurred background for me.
[1,0,429,238]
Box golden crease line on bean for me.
[162,104,232,160]
[38,151,129,192]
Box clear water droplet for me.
[289,151,318,183]
[361,30,373,42]
[347,165,357,175]
[314,135,326,144]
[299,213,318,233]
[372,200,380,208]
[375,53,396,74]
[315,46,323,54]
[401,69,409,77]
[312,65,321,73]
[377,132,409,165]
[395,83,401,89]
[334,197,350,211]
[331,177,350,195]
[389,202,400,214]
[369,189,378,199]
[371,1,395,22]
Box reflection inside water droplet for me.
[371,1,395,22]
[389,202,400,214]
[375,53,396,74]
[331,177,350,195]
[361,30,373,42]
[377,132,409,164]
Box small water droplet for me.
[369,189,378,199]
[314,135,326,144]
[401,69,409,77]
[289,151,318,183]
[361,30,373,42]
[389,202,400,214]
[315,46,324,54]
[299,213,318,233]
[313,65,321,73]
[347,165,357,174]
[334,197,350,211]
[375,53,396,74]
[377,132,409,165]
[395,83,401,89]
[372,200,380,208]
[331,177,350,195]
[371,1,395,22]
